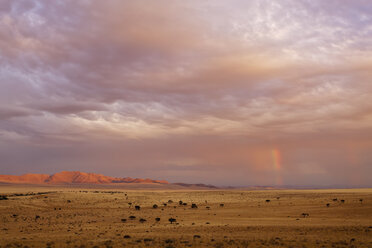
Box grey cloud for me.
[0,0,371,186]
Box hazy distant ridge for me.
[0,171,169,185]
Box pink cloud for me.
[0,0,371,187]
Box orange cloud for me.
[0,0,371,186]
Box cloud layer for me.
[1,0,371,186]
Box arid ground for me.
[0,186,371,248]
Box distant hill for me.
[0,171,169,185]
[173,183,218,189]
[0,171,217,189]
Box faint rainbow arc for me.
[271,148,282,185]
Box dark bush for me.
[0,195,8,200]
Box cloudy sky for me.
[1,0,371,187]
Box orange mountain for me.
[0,171,169,185]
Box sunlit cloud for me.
[0,0,371,186]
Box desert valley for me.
[1,0,372,247]
[0,172,371,248]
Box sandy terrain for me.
[0,186,371,247]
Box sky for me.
[0,0,372,187]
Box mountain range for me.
[0,171,217,188]
[0,171,168,184]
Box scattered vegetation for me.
[0,188,369,247]
[0,195,8,200]
[301,213,309,218]
[168,218,176,224]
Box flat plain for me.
[0,186,371,248]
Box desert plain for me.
[0,186,371,248]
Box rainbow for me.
[271,149,282,185]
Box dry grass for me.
[0,186,371,247]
